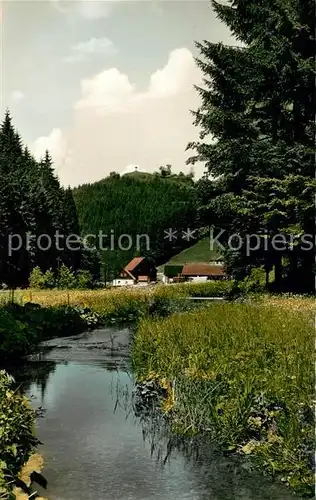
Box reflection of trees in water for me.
[103,360,130,372]
[135,399,204,466]
[111,375,201,466]
[10,361,57,401]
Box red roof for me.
[181,263,227,277]
[124,257,145,272]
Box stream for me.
[13,327,297,500]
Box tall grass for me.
[132,302,314,497]
[19,281,232,315]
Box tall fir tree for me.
[187,0,315,292]
[0,111,36,285]
[60,187,81,270]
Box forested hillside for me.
[73,168,198,280]
[0,111,80,287]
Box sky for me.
[1,1,235,187]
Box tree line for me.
[0,111,197,287]
[0,111,84,287]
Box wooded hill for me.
[73,168,199,281]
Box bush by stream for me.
[0,303,92,361]
[0,370,39,498]
[132,300,314,497]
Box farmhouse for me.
[162,260,229,283]
[112,257,157,287]
[180,262,228,282]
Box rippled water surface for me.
[15,328,297,500]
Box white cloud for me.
[75,68,135,112]
[64,37,117,63]
[10,90,24,102]
[33,128,66,167]
[33,47,206,186]
[75,48,197,111]
[148,48,195,98]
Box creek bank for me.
[0,292,217,362]
[0,303,102,362]
[132,303,314,498]
[1,291,312,498]
[13,327,299,500]
[0,294,208,496]
[0,304,101,497]
[0,370,47,499]
[134,378,314,499]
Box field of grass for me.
[261,294,315,313]
[1,285,313,320]
[132,299,314,497]
[158,237,222,272]
[5,281,231,312]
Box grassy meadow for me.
[0,280,231,312]
[157,237,222,272]
[133,299,314,497]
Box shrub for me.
[29,267,45,289]
[29,266,95,290]
[29,267,56,290]
[0,370,38,496]
[238,267,268,294]
[76,270,93,289]
[0,307,38,359]
[43,269,55,289]
[57,264,76,289]
[0,303,88,361]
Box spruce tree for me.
[0,112,35,285]
[60,187,81,270]
[187,0,315,292]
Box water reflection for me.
[10,327,298,500]
[12,360,56,399]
